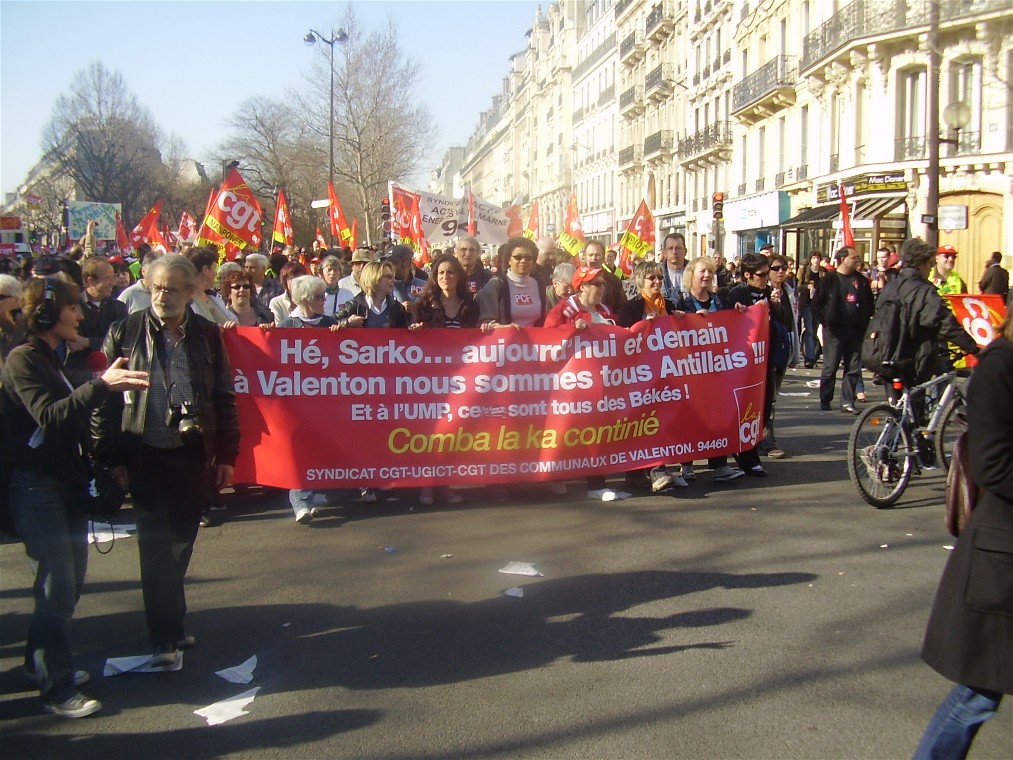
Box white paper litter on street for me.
[194,687,261,725]
[943,545,955,551]
[499,561,543,576]
[504,587,524,597]
[880,544,889,548]
[104,652,183,676]
[805,380,820,388]
[88,523,135,544]
[215,655,257,684]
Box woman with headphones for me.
[0,276,148,719]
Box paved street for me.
[1,367,1010,760]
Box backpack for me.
[863,278,910,377]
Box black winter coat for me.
[921,337,1013,694]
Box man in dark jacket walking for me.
[811,246,874,413]
[96,254,239,668]
[65,256,127,387]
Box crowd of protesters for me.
[0,226,1008,723]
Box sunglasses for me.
[511,254,535,262]
[769,265,786,272]
[231,284,252,290]
[940,254,956,260]
[750,270,770,278]
[644,274,663,281]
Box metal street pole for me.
[304,28,348,241]
[925,0,940,250]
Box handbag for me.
[82,454,126,520]
[944,431,977,538]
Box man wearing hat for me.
[931,245,967,295]
[334,248,373,311]
[385,244,427,312]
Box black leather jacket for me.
[94,309,239,469]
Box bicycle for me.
[847,365,968,508]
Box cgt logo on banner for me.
[224,305,771,490]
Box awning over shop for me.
[781,197,905,228]
[781,205,839,228]
[853,196,905,219]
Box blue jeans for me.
[799,304,821,363]
[913,684,1002,760]
[10,470,89,702]
[289,489,342,515]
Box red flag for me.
[273,190,293,247]
[178,211,197,243]
[349,218,358,247]
[161,221,177,250]
[115,212,131,252]
[557,190,586,258]
[390,185,418,239]
[467,189,477,236]
[199,166,263,253]
[617,200,655,277]
[327,181,352,246]
[839,183,855,248]
[404,193,431,266]
[523,201,540,240]
[130,201,167,250]
[315,227,327,248]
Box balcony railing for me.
[692,198,699,212]
[952,130,981,155]
[614,0,635,18]
[678,121,732,158]
[620,30,646,62]
[830,153,840,172]
[723,49,731,64]
[644,130,675,156]
[598,85,616,107]
[797,164,808,180]
[801,0,1008,72]
[619,85,644,112]
[693,72,700,86]
[755,178,766,193]
[703,64,711,80]
[895,136,926,161]
[572,107,584,125]
[738,182,747,196]
[775,171,786,187]
[646,1,675,41]
[573,33,616,79]
[732,55,798,113]
[645,63,675,97]
[619,144,643,167]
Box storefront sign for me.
[723,191,791,232]
[816,171,906,203]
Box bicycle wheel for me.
[935,398,966,471]
[848,403,915,508]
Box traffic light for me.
[712,192,725,220]
[380,197,392,238]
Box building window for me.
[855,81,866,165]
[897,66,927,160]
[800,104,808,167]
[948,57,982,136]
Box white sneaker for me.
[310,507,320,518]
[588,488,618,501]
[44,693,101,719]
[295,508,313,524]
[713,465,745,482]
[651,471,674,492]
[360,488,378,504]
[681,464,697,480]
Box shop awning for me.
[853,196,905,219]
[781,205,840,228]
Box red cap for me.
[937,245,958,256]
[572,266,604,290]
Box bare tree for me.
[305,8,436,243]
[43,62,166,226]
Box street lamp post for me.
[303,28,348,189]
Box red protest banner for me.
[944,293,1007,356]
[225,305,770,490]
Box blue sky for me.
[0,0,542,197]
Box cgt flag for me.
[557,190,586,258]
[523,201,540,240]
[178,211,197,244]
[327,181,352,246]
[199,166,263,256]
[839,183,855,248]
[130,201,167,250]
[273,189,293,248]
[404,192,431,266]
[617,200,655,277]
[114,212,131,252]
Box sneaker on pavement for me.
[310,507,321,518]
[670,476,689,487]
[360,488,378,504]
[295,508,313,525]
[650,471,674,492]
[177,633,197,649]
[746,465,768,477]
[713,465,745,482]
[841,403,859,415]
[150,645,179,668]
[681,464,697,480]
[768,448,786,459]
[44,693,101,719]
[26,668,89,687]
